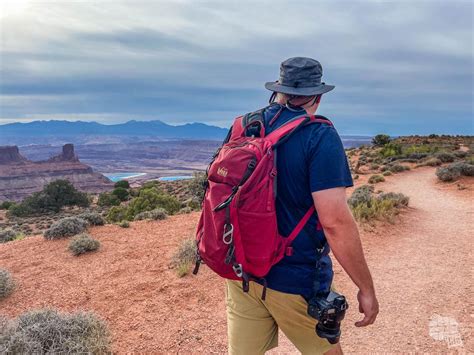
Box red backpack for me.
[193,108,332,299]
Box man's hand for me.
[355,289,379,327]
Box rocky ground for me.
[1,165,472,353]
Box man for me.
[225,57,379,354]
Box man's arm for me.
[312,187,379,327]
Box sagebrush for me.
[0,269,15,299]
[171,239,197,277]
[44,217,88,240]
[68,234,100,256]
[0,309,111,354]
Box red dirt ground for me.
[1,166,473,353]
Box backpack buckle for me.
[233,263,243,278]
[223,223,234,244]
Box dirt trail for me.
[1,167,473,353]
[275,167,474,353]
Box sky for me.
[0,0,472,135]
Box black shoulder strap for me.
[242,107,266,137]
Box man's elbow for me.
[319,208,355,235]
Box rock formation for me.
[0,144,113,201]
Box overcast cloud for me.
[0,0,472,135]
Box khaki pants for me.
[225,279,337,355]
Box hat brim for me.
[264,82,335,96]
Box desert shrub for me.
[382,171,392,176]
[406,152,429,160]
[171,239,197,277]
[111,187,129,202]
[372,134,391,146]
[0,269,15,299]
[379,192,409,207]
[134,208,168,221]
[370,163,380,170]
[0,201,14,210]
[353,174,359,180]
[449,162,474,176]
[184,197,201,210]
[188,171,207,201]
[435,152,456,163]
[118,220,130,228]
[126,189,180,218]
[106,205,128,223]
[349,186,408,223]
[78,212,105,226]
[0,309,110,354]
[454,151,467,158]
[68,234,100,256]
[97,192,120,207]
[348,185,374,208]
[424,158,442,166]
[436,167,460,182]
[43,217,88,240]
[379,143,402,158]
[179,206,193,214]
[8,180,89,217]
[368,175,385,184]
[114,180,130,189]
[0,229,20,244]
[389,164,410,173]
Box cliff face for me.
[0,144,113,201]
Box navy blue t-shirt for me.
[256,103,353,300]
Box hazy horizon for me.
[1,0,472,136]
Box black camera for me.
[307,290,348,344]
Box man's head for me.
[265,57,334,114]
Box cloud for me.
[0,0,472,135]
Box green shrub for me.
[0,201,14,210]
[171,239,197,277]
[106,206,128,223]
[349,186,409,223]
[188,172,207,201]
[435,152,456,163]
[389,164,409,173]
[68,234,100,256]
[126,189,180,218]
[114,180,130,189]
[372,134,391,146]
[379,192,409,207]
[0,229,20,244]
[368,175,385,184]
[43,217,88,240]
[0,309,110,353]
[111,187,129,202]
[134,208,168,221]
[0,269,15,299]
[118,220,130,228]
[97,192,120,207]
[382,171,392,176]
[78,212,105,226]
[380,143,402,158]
[370,163,380,170]
[8,180,89,217]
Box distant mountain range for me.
[0,120,229,143]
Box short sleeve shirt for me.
[258,103,353,300]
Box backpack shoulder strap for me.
[266,114,332,146]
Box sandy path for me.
[274,167,473,353]
[1,167,472,353]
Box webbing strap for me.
[266,115,332,146]
[286,205,315,246]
